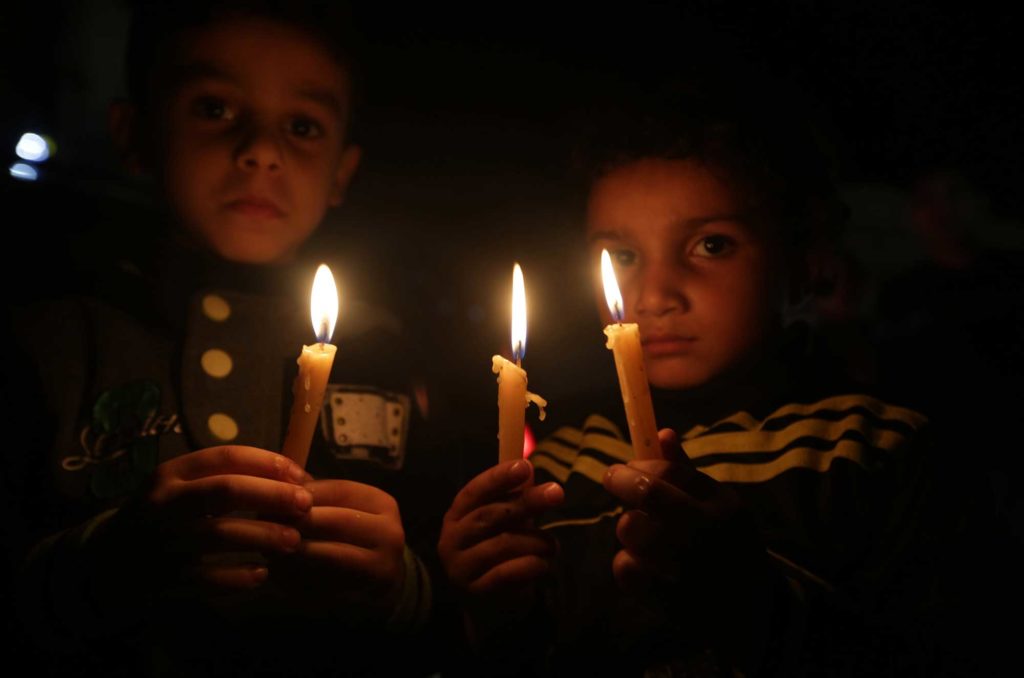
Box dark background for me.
[2,1,1021,463]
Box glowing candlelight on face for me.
[492,263,546,464]
[283,264,340,468]
[600,249,660,460]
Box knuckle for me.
[269,453,286,479]
[475,504,514,531]
[472,505,496,529]
[278,483,294,506]
[380,493,399,516]
[218,445,237,468]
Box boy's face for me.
[148,17,359,263]
[587,158,786,390]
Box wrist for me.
[385,545,431,631]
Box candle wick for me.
[516,358,522,368]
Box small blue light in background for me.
[9,163,39,181]
[16,133,50,162]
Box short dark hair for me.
[575,73,847,251]
[125,0,361,135]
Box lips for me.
[225,196,285,219]
[642,333,697,357]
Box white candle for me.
[282,264,339,469]
[601,249,660,460]
[492,263,546,463]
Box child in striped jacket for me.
[438,81,945,676]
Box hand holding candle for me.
[492,263,546,463]
[601,249,660,460]
[282,264,339,469]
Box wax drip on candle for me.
[491,356,546,418]
[526,391,547,420]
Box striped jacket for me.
[531,390,934,676]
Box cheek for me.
[702,262,779,344]
[162,141,222,196]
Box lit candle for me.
[600,249,660,460]
[492,263,546,463]
[282,264,339,469]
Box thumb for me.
[651,428,701,489]
[656,428,692,467]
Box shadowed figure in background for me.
[876,169,1024,674]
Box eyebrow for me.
[168,61,236,89]
[294,86,345,119]
[587,214,750,242]
[169,61,346,119]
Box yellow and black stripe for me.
[533,394,927,491]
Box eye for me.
[691,235,735,258]
[289,117,324,139]
[191,97,235,121]
[610,249,637,266]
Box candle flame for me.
[511,262,527,363]
[600,249,624,322]
[310,264,339,343]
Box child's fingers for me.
[190,516,301,554]
[613,547,683,593]
[452,484,562,549]
[520,482,565,512]
[466,554,551,596]
[446,460,533,521]
[304,479,399,516]
[603,464,700,516]
[291,541,400,591]
[159,474,312,518]
[449,530,556,585]
[448,500,529,549]
[615,509,672,554]
[166,446,305,484]
[612,549,649,593]
[294,507,403,551]
[190,563,269,589]
[655,428,691,466]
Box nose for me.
[235,122,283,173]
[634,259,688,318]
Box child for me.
[438,83,942,675]
[5,3,439,675]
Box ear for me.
[108,99,146,174]
[328,144,362,207]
